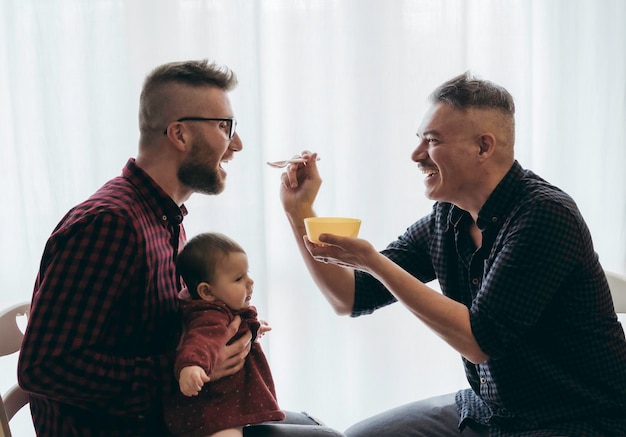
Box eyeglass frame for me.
[163,117,237,139]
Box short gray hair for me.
[431,71,516,146]
[430,71,515,115]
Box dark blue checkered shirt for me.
[353,161,626,436]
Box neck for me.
[135,151,192,206]
[456,161,513,221]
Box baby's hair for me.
[177,232,246,300]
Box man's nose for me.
[230,132,243,151]
[411,140,427,162]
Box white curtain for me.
[1,0,625,434]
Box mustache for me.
[417,162,437,171]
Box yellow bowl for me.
[304,217,361,244]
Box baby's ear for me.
[197,283,216,301]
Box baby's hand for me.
[179,365,210,396]
[257,320,272,339]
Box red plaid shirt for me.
[18,158,186,436]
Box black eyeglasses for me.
[163,117,237,139]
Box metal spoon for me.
[266,157,320,168]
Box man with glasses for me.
[18,59,343,437]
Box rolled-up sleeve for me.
[470,199,585,358]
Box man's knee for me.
[344,393,460,437]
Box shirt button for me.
[480,377,487,384]
[472,278,479,285]
[491,216,498,222]
[162,215,168,221]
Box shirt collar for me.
[122,158,187,226]
[476,160,524,231]
[446,160,524,231]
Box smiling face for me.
[176,86,242,195]
[199,251,254,311]
[411,101,517,216]
[412,102,484,204]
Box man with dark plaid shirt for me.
[18,60,344,437]
[279,72,626,436]
[17,59,246,436]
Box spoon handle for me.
[266,157,320,168]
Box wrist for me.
[285,207,315,231]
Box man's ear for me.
[477,133,496,158]
[197,282,216,301]
[166,122,188,152]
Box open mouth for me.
[421,168,439,178]
[219,159,230,174]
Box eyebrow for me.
[416,129,441,138]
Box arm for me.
[468,199,588,359]
[279,151,356,315]
[305,234,489,364]
[175,306,232,395]
[18,212,171,414]
[174,305,232,378]
[205,310,273,378]
[305,195,593,365]
[175,289,252,381]
[208,316,252,380]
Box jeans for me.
[344,393,488,437]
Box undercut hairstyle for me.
[431,71,516,146]
[138,59,238,134]
[177,232,246,300]
[430,71,515,114]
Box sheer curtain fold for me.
[1,0,625,433]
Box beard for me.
[177,139,225,195]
